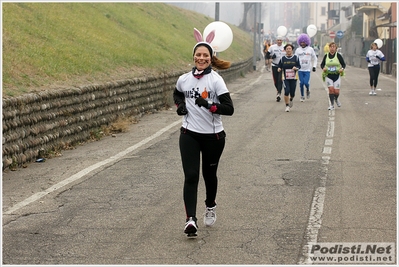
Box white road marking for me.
[324,139,333,146]
[326,121,335,138]
[322,147,332,154]
[4,119,182,215]
[298,71,336,264]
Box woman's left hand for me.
[195,97,208,108]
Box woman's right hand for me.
[176,102,187,115]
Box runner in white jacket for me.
[266,37,286,102]
[294,34,318,101]
[365,42,386,95]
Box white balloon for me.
[306,24,318,38]
[203,21,233,52]
[374,39,383,48]
[276,26,288,37]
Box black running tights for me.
[368,65,380,87]
[179,131,225,219]
[272,66,283,94]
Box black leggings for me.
[179,128,225,219]
[272,66,283,94]
[368,65,380,87]
[283,79,297,98]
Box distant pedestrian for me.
[266,36,286,102]
[295,34,317,102]
[277,43,301,112]
[173,28,234,238]
[366,42,386,95]
[312,41,320,58]
[263,39,272,71]
[323,42,330,55]
[320,42,346,110]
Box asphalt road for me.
[2,61,396,265]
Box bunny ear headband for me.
[193,28,215,57]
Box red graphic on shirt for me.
[201,87,208,99]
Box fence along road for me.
[2,62,396,264]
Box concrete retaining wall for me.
[2,58,253,170]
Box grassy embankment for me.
[2,3,253,97]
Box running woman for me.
[366,42,386,95]
[173,28,234,238]
[320,42,346,110]
[263,39,272,71]
[294,34,317,102]
[266,36,286,102]
[277,43,301,112]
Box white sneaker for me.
[300,96,305,102]
[328,105,334,110]
[336,99,341,107]
[204,206,217,226]
[373,90,377,96]
[285,106,290,112]
[369,90,373,95]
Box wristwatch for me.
[207,100,213,109]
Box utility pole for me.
[215,2,219,58]
[215,2,219,21]
[253,3,257,70]
[258,3,262,62]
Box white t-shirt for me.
[366,49,385,67]
[268,44,286,66]
[175,70,229,134]
[294,46,317,72]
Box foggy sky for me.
[168,2,244,26]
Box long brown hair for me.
[193,43,231,70]
[212,56,231,70]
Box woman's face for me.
[329,44,337,54]
[285,45,293,55]
[371,43,378,50]
[194,46,211,71]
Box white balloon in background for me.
[374,39,383,48]
[276,26,288,37]
[306,24,318,38]
[203,21,233,52]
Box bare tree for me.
[239,3,255,31]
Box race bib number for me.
[327,66,337,72]
[285,69,295,79]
